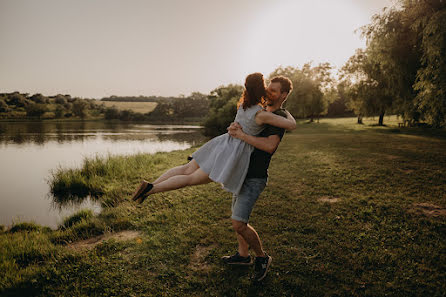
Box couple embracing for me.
[132,73,294,282]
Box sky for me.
[0,0,394,99]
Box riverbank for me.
[1,118,445,296]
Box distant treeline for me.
[0,93,104,120]
[0,92,210,123]
[102,92,209,122]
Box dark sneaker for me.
[134,181,153,204]
[252,254,272,282]
[221,252,252,265]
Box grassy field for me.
[100,101,158,114]
[1,117,445,296]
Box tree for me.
[269,64,333,122]
[72,100,88,119]
[203,85,243,136]
[25,103,47,119]
[354,0,446,127]
[413,7,446,127]
[29,93,49,104]
[104,106,120,120]
[0,98,9,112]
[340,49,393,125]
[54,105,65,118]
[54,94,67,105]
[7,93,29,107]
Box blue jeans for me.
[231,178,267,223]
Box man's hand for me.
[227,122,245,140]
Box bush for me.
[29,93,49,104]
[25,103,47,118]
[105,106,120,119]
[0,99,9,112]
[54,95,67,105]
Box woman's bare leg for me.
[146,167,211,196]
[152,160,199,185]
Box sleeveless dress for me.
[191,104,264,195]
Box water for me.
[0,121,206,229]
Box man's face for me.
[266,82,283,104]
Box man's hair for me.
[270,76,293,95]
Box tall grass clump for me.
[8,222,50,234]
[60,209,93,230]
[48,151,192,207]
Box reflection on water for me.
[0,121,204,145]
[0,121,206,229]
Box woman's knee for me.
[183,159,199,175]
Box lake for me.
[0,121,206,229]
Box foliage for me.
[72,100,88,119]
[202,84,243,137]
[25,103,48,119]
[147,92,209,121]
[413,8,446,128]
[341,0,446,127]
[269,63,334,121]
[0,99,9,112]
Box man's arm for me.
[227,122,281,154]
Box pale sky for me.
[0,0,393,99]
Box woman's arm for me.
[255,110,296,130]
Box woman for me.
[132,72,295,203]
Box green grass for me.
[1,117,445,296]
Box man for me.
[222,76,294,282]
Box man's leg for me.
[235,232,249,257]
[233,220,265,257]
[229,178,267,256]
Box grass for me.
[1,116,445,296]
[100,101,158,114]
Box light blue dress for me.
[192,104,264,195]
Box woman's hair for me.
[237,72,266,110]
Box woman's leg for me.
[152,159,199,185]
[146,167,211,196]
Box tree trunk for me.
[310,115,314,122]
[357,114,363,124]
[378,112,385,126]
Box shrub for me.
[25,103,47,118]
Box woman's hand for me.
[227,122,246,140]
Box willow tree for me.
[358,0,446,127]
[340,49,393,125]
[411,1,446,128]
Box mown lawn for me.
[1,117,445,296]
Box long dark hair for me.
[237,72,266,110]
